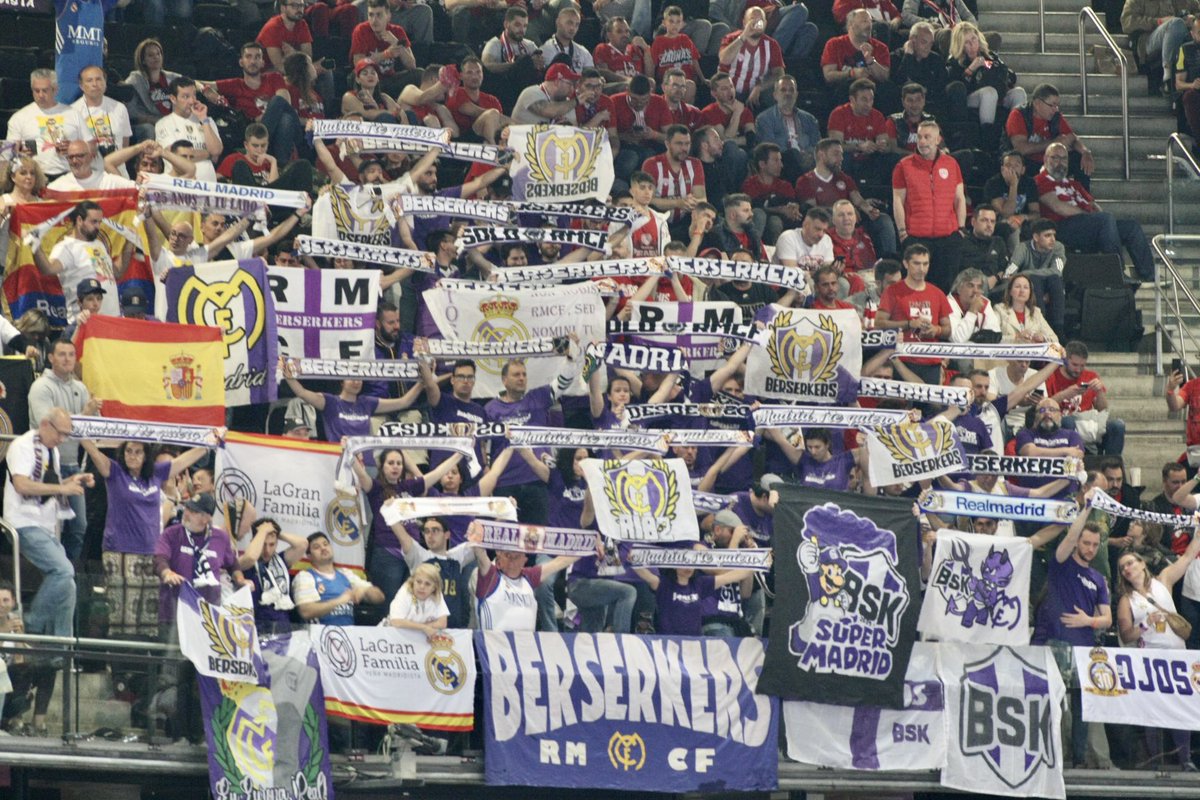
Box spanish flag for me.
[76,315,226,425]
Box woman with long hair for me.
[282,52,326,122]
[994,273,1059,344]
[79,439,210,638]
[342,60,406,122]
[945,23,1025,140]
[1116,533,1200,769]
[0,156,46,275]
[122,38,182,141]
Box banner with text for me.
[1076,645,1200,730]
[745,306,860,403]
[865,420,964,487]
[581,458,699,542]
[508,125,614,203]
[918,531,1032,646]
[267,265,378,359]
[478,631,778,792]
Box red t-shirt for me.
[795,169,859,208]
[699,102,754,133]
[820,35,890,71]
[1004,108,1075,164]
[287,86,325,120]
[1183,377,1200,446]
[664,101,701,129]
[216,73,287,121]
[832,0,901,24]
[1044,367,1102,414]
[651,33,702,82]
[892,152,962,238]
[1034,172,1095,223]
[594,43,643,77]
[719,32,784,95]
[147,73,173,117]
[827,103,887,159]
[349,22,411,75]
[217,152,271,184]
[741,174,795,202]
[446,87,503,134]
[612,92,672,133]
[575,93,616,129]
[878,280,953,364]
[257,15,313,54]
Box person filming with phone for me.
[1044,340,1125,456]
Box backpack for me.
[192,27,240,81]
[1079,285,1143,351]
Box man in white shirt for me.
[4,408,94,638]
[775,206,834,269]
[947,267,1001,343]
[511,62,580,124]
[46,139,136,194]
[155,77,223,182]
[540,5,594,74]
[5,69,85,179]
[71,65,132,178]
[30,200,127,323]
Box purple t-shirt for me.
[798,451,854,492]
[430,392,488,469]
[548,471,587,530]
[321,393,380,443]
[1032,554,1110,646]
[656,574,719,636]
[367,476,428,559]
[485,386,553,487]
[155,523,238,622]
[731,491,774,545]
[103,459,171,555]
[1014,426,1084,497]
[954,414,991,456]
[408,186,463,252]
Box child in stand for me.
[387,563,450,641]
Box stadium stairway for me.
[982,1,1189,497]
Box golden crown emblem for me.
[479,295,519,319]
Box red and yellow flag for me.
[76,315,226,425]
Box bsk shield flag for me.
[918,530,1032,646]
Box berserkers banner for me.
[745,306,861,403]
[758,486,920,708]
[507,125,614,202]
[478,631,778,793]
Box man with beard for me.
[1044,340,1125,456]
[821,9,896,109]
[395,152,508,250]
[292,530,384,625]
[700,72,755,148]
[642,124,707,237]
[754,75,821,182]
[363,300,406,403]
[31,200,127,322]
[797,137,898,258]
[593,16,647,84]
[718,7,787,107]
[775,206,834,271]
[1035,141,1155,287]
[892,120,966,292]
[1016,397,1085,499]
[694,125,749,212]
[204,43,297,164]
[804,263,857,310]
[482,7,545,108]
[511,62,580,125]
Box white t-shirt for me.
[48,237,121,322]
[3,431,59,531]
[72,96,133,175]
[989,365,1040,430]
[540,37,594,74]
[774,229,834,269]
[5,102,85,176]
[155,113,218,181]
[511,85,577,125]
[47,169,136,193]
[388,589,450,624]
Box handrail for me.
[1151,234,1200,376]
[1166,133,1200,236]
[1079,7,1130,179]
[1039,0,1046,53]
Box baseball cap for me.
[545,63,582,82]
[760,473,783,492]
[714,510,742,529]
[183,494,217,516]
[284,416,310,433]
[354,59,379,76]
[76,278,106,300]
[120,286,148,316]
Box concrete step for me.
[1060,115,1179,136]
[1002,32,1133,52]
[1090,177,1183,200]
[985,10,1108,35]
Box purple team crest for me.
[789,503,910,680]
[959,647,1056,789]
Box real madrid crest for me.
[1083,647,1126,696]
[425,633,467,695]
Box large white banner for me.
[1076,645,1200,730]
[423,282,604,398]
[630,300,740,377]
[177,583,259,683]
[580,457,699,542]
[866,419,965,487]
[744,305,861,402]
[918,531,1031,646]
[216,432,365,573]
[266,265,379,360]
[314,625,475,730]
[784,642,945,771]
[939,644,1065,799]
[507,124,614,202]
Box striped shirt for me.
[719,32,784,95]
[641,154,707,222]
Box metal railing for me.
[1166,133,1200,236]
[1079,7,1130,179]
[1039,0,1046,52]
[1152,234,1200,377]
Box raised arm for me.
[79,438,112,478]
[281,359,326,409]
[1158,525,1200,591]
[1054,493,1092,564]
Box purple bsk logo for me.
[960,647,1055,789]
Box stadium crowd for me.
[0,0,1196,773]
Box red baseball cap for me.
[354,59,378,76]
[545,63,582,82]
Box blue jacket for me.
[755,105,821,156]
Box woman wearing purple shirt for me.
[631,564,756,637]
[283,361,422,443]
[764,428,859,492]
[80,438,210,639]
[353,450,465,602]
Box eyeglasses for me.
[1037,98,1060,109]
[452,374,475,381]
[49,423,72,437]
